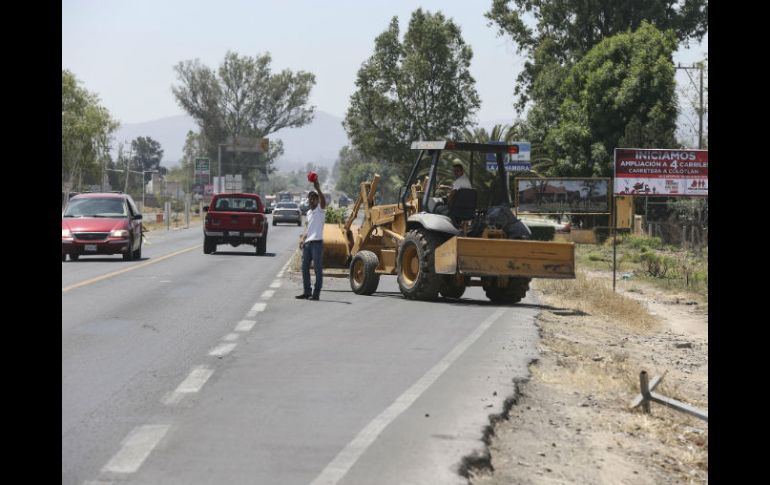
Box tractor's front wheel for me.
[350,250,380,295]
[439,275,467,299]
[483,277,531,304]
[397,229,444,300]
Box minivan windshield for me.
[63,198,128,218]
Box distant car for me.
[272,202,302,226]
[300,197,310,213]
[203,193,268,255]
[62,192,144,261]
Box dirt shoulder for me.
[470,270,708,485]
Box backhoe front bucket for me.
[322,223,352,268]
[434,237,575,279]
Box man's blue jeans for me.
[302,240,323,297]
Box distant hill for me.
[111,112,521,172]
[111,111,350,172]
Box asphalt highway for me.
[62,216,540,485]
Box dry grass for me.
[290,249,302,272]
[535,272,658,330]
[143,214,202,233]
[525,271,708,483]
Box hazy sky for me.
[63,0,707,131]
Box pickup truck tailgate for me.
[207,212,264,232]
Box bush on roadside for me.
[623,234,663,251]
[325,206,348,224]
[639,252,675,278]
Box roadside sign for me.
[486,162,532,172]
[194,158,210,173]
[226,136,269,153]
[614,148,708,196]
[485,141,531,171]
[194,158,211,185]
[516,178,611,214]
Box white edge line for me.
[309,308,507,485]
[101,424,170,474]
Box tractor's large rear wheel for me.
[483,277,531,304]
[350,250,380,295]
[397,229,444,300]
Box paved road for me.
[62,216,540,485]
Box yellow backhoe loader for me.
[322,141,575,303]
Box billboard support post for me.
[612,196,617,292]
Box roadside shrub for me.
[639,252,674,278]
[594,227,610,243]
[624,234,663,251]
[325,206,348,224]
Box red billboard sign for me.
[614,148,708,196]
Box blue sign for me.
[484,141,532,163]
[486,162,532,172]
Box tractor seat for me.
[448,188,477,222]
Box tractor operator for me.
[435,163,472,215]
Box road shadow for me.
[210,251,277,257]
[65,256,145,263]
[300,298,352,305]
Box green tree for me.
[544,22,679,177]
[171,51,315,183]
[62,70,119,192]
[344,9,481,180]
[333,146,402,203]
[131,136,164,180]
[485,0,708,111]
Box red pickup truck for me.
[203,193,268,255]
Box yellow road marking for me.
[62,245,202,293]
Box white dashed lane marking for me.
[209,343,237,357]
[222,333,240,342]
[261,289,275,299]
[247,302,267,317]
[235,320,257,332]
[174,366,214,393]
[101,424,170,474]
[270,280,282,288]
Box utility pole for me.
[676,62,706,149]
[124,146,133,193]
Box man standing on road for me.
[296,178,326,300]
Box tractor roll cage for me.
[401,140,518,211]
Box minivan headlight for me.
[62,229,71,238]
[110,229,130,238]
